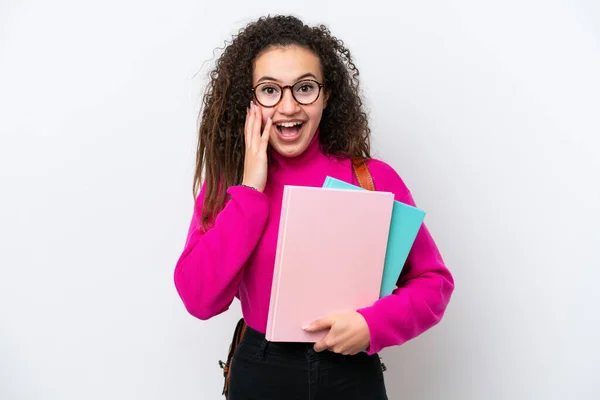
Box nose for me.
[278,87,301,115]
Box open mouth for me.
[276,121,304,140]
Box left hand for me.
[303,312,371,355]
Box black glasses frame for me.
[251,79,325,108]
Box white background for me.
[1,0,599,399]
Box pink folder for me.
[266,185,394,342]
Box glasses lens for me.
[293,80,320,104]
[254,83,281,107]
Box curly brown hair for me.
[194,15,371,230]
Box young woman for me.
[174,15,454,400]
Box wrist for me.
[240,182,262,192]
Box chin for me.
[270,127,317,158]
[272,143,306,158]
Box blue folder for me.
[322,176,425,298]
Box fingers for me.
[304,317,333,352]
[245,101,260,148]
[314,339,330,352]
[246,101,269,151]
[303,317,334,332]
[314,336,354,355]
[313,335,347,354]
[261,117,272,150]
[244,102,253,148]
[251,102,262,149]
[313,331,336,352]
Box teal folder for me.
[322,176,426,297]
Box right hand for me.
[242,101,272,192]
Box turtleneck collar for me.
[269,127,323,170]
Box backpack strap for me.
[352,158,375,191]
[220,318,247,398]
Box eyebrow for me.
[256,73,318,84]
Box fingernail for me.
[302,324,311,330]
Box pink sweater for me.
[174,131,454,354]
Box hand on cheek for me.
[241,102,272,192]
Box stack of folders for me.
[265,177,425,342]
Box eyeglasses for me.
[251,79,325,108]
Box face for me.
[252,45,328,158]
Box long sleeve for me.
[173,184,269,320]
[357,161,455,354]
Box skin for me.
[242,45,371,355]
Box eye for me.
[259,84,280,96]
[295,81,317,93]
